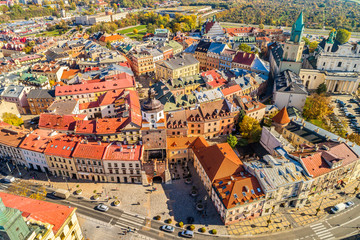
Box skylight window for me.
[225,191,230,196]
[242,192,246,196]
[257,188,261,193]
[251,189,255,194]
[234,193,238,199]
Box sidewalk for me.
[227,179,360,236]
[7,163,360,237]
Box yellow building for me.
[166,136,198,163]
[155,55,199,80]
[0,192,84,240]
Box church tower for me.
[280,12,305,74]
[0,198,32,240]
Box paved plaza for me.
[5,161,360,237]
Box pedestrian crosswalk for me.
[310,222,335,240]
[114,212,146,231]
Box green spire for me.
[212,15,216,22]
[290,11,304,43]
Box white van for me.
[52,189,70,199]
[331,203,347,214]
[3,176,15,183]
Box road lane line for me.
[311,225,325,230]
[311,223,323,227]
[314,229,330,235]
[318,234,334,239]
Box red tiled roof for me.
[44,135,82,158]
[192,142,244,182]
[75,118,127,134]
[79,101,100,110]
[167,136,198,150]
[213,173,265,209]
[61,69,80,80]
[221,85,242,96]
[55,73,135,96]
[225,27,256,36]
[103,143,142,161]
[272,107,290,125]
[0,192,75,234]
[72,141,109,160]
[233,51,255,66]
[236,95,266,114]
[99,34,124,43]
[20,129,63,153]
[300,143,358,177]
[39,114,87,131]
[201,70,227,88]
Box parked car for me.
[345,201,354,208]
[95,203,109,212]
[331,203,347,214]
[2,176,15,183]
[356,193,360,199]
[180,230,194,238]
[347,114,356,119]
[160,225,175,233]
[347,104,353,108]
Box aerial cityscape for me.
[0,0,360,239]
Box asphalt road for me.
[1,180,360,240]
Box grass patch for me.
[117,25,146,34]
[35,29,67,37]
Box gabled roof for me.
[20,129,61,153]
[298,142,359,177]
[272,107,290,125]
[213,173,265,209]
[72,141,109,160]
[192,142,244,182]
[0,192,75,234]
[232,51,255,66]
[39,114,87,131]
[167,136,198,150]
[27,89,55,99]
[55,72,135,96]
[44,135,82,158]
[103,143,142,161]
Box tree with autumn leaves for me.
[239,115,262,143]
[303,94,333,120]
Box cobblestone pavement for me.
[227,179,360,236]
[4,162,360,237]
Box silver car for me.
[345,201,354,208]
[180,230,194,238]
[95,203,109,212]
[160,225,175,233]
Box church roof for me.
[272,107,290,125]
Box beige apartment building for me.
[155,55,199,80]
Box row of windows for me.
[107,162,139,168]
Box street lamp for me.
[63,176,70,191]
[315,196,326,216]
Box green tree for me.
[70,2,76,10]
[172,22,182,33]
[2,113,23,126]
[303,94,333,120]
[112,3,118,12]
[239,43,252,53]
[259,23,264,29]
[309,41,319,52]
[133,28,139,34]
[336,29,351,44]
[146,23,155,33]
[239,116,262,143]
[227,134,238,148]
[302,36,310,45]
[106,41,111,49]
[316,83,327,94]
